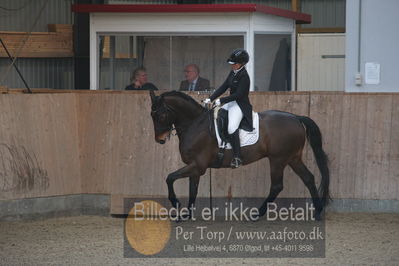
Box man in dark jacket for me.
[179,64,210,91]
[204,49,253,168]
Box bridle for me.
[152,97,212,138]
[151,102,179,137]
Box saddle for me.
[213,107,260,149]
[211,107,259,168]
[215,108,254,144]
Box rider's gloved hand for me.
[202,98,212,109]
[214,99,221,107]
[203,98,211,104]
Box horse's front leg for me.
[166,163,198,208]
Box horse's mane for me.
[160,90,205,110]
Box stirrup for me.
[230,157,242,168]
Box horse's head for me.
[150,90,206,144]
[150,90,175,144]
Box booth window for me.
[254,34,291,91]
[98,34,243,91]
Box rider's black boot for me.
[230,129,242,168]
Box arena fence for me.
[0,91,397,218]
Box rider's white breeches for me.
[222,101,243,134]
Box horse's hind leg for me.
[289,157,323,219]
[188,175,200,217]
[258,158,287,217]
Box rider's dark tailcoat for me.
[210,67,253,130]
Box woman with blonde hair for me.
[125,67,158,90]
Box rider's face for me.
[231,63,242,71]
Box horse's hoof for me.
[174,214,192,223]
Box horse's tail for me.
[297,116,331,207]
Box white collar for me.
[233,66,245,75]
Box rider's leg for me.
[221,101,231,111]
[227,101,243,168]
[227,102,243,134]
[230,129,241,168]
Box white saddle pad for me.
[213,108,260,149]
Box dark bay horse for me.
[150,90,330,219]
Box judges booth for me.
[72,4,310,91]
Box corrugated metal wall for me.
[301,0,346,28]
[0,58,75,89]
[0,0,73,32]
[0,0,74,89]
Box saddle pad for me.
[214,111,259,149]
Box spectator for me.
[179,64,210,91]
[125,67,158,90]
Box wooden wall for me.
[0,94,81,200]
[75,91,399,213]
[0,91,398,211]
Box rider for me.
[204,49,253,168]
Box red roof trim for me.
[71,4,311,24]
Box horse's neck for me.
[165,96,204,132]
[174,104,203,128]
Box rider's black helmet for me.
[227,49,249,65]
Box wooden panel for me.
[337,94,368,199]
[0,86,8,93]
[0,25,73,58]
[388,96,399,200]
[1,91,398,209]
[309,92,344,199]
[310,93,395,200]
[77,93,210,213]
[362,95,392,199]
[75,91,398,213]
[0,94,81,200]
[297,34,345,91]
[298,27,346,33]
[48,24,72,33]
